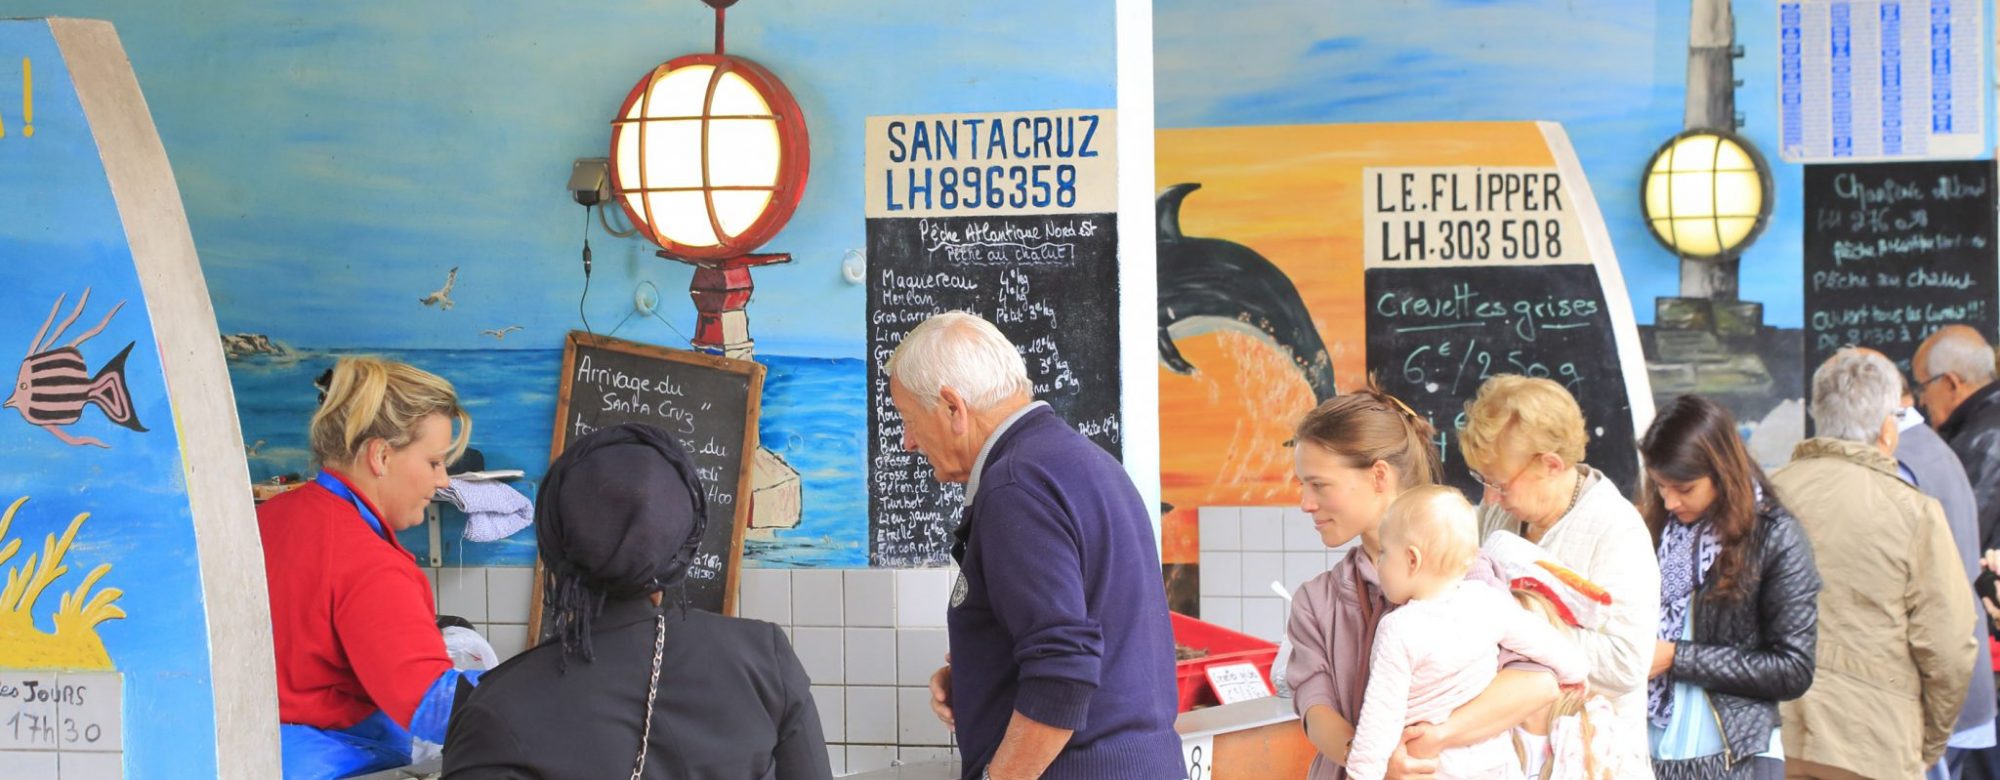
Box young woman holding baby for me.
[1285,389,1568,780]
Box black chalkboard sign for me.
[1803,160,1997,376]
[1364,264,1638,497]
[529,332,763,635]
[866,212,1122,566]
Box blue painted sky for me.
[10,0,1118,354]
[1156,0,1992,328]
[0,20,218,777]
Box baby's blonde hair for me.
[1380,484,1479,577]
[1511,588,1605,780]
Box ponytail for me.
[1293,378,1440,491]
[309,357,471,469]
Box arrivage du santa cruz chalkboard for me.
[865,109,1121,567]
[529,332,764,635]
[1361,164,1642,497]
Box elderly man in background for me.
[1916,325,2000,549]
[888,311,1183,780]
[1774,348,1977,780]
[1863,346,2000,780]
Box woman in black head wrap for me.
[443,423,831,780]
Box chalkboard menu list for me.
[539,332,763,621]
[1803,160,1997,375]
[1364,264,1638,497]
[866,213,1122,566]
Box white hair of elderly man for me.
[885,311,1033,411]
[1925,326,1999,386]
[1810,348,1901,445]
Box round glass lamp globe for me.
[1642,130,1772,260]
[609,53,810,261]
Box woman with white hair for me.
[1772,347,1978,780]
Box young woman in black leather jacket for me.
[1638,395,1823,780]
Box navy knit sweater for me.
[948,407,1184,780]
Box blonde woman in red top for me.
[258,357,475,778]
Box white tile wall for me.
[437,567,488,623]
[825,745,846,776]
[1192,505,1362,641]
[811,685,845,742]
[1198,597,1241,632]
[1238,552,1283,599]
[844,628,897,686]
[0,753,58,780]
[1199,551,1241,598]
[894,570,951,628]
[794,627,845,686]
[1196,506,1240,551]
[1282,551,1326,595]
[486,568,534,624]
[1282,508,1323,550]
[1242,597,1286,642]
[1239,507,1286,551]
[897,687,951,746]
[843,570,895,628]
[793,570,845,627]
[54,753,119,780]
[846,686,897,743]
[895,629,949,687]
[739,568,793,626]
[486,624,529,660]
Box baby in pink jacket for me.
[1347,486,1587,780]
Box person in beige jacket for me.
[1773,348,1978,780]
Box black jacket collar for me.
[1940,381,2000,441]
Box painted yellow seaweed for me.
[0,496,123,670]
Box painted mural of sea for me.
[227,347,869,567]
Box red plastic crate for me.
[1170,611,1279,712]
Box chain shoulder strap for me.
[630,613,668,780]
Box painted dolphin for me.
[1157,183,1337,402]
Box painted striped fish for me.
[5,289,147,448]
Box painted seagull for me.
[1156,183,1337,403]
[480,326,523,340]
[419,267,458,310]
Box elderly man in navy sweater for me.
[888,311,1184,780]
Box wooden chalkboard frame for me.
[527,331,764,640]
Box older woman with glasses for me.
[1461,375,1663,777]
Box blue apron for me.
[280,471,478,779]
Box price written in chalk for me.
[1365,263,1638,501]
[1398,338,1585,397]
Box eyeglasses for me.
[1469,455,1543,497]
[1914,372,1951,393]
